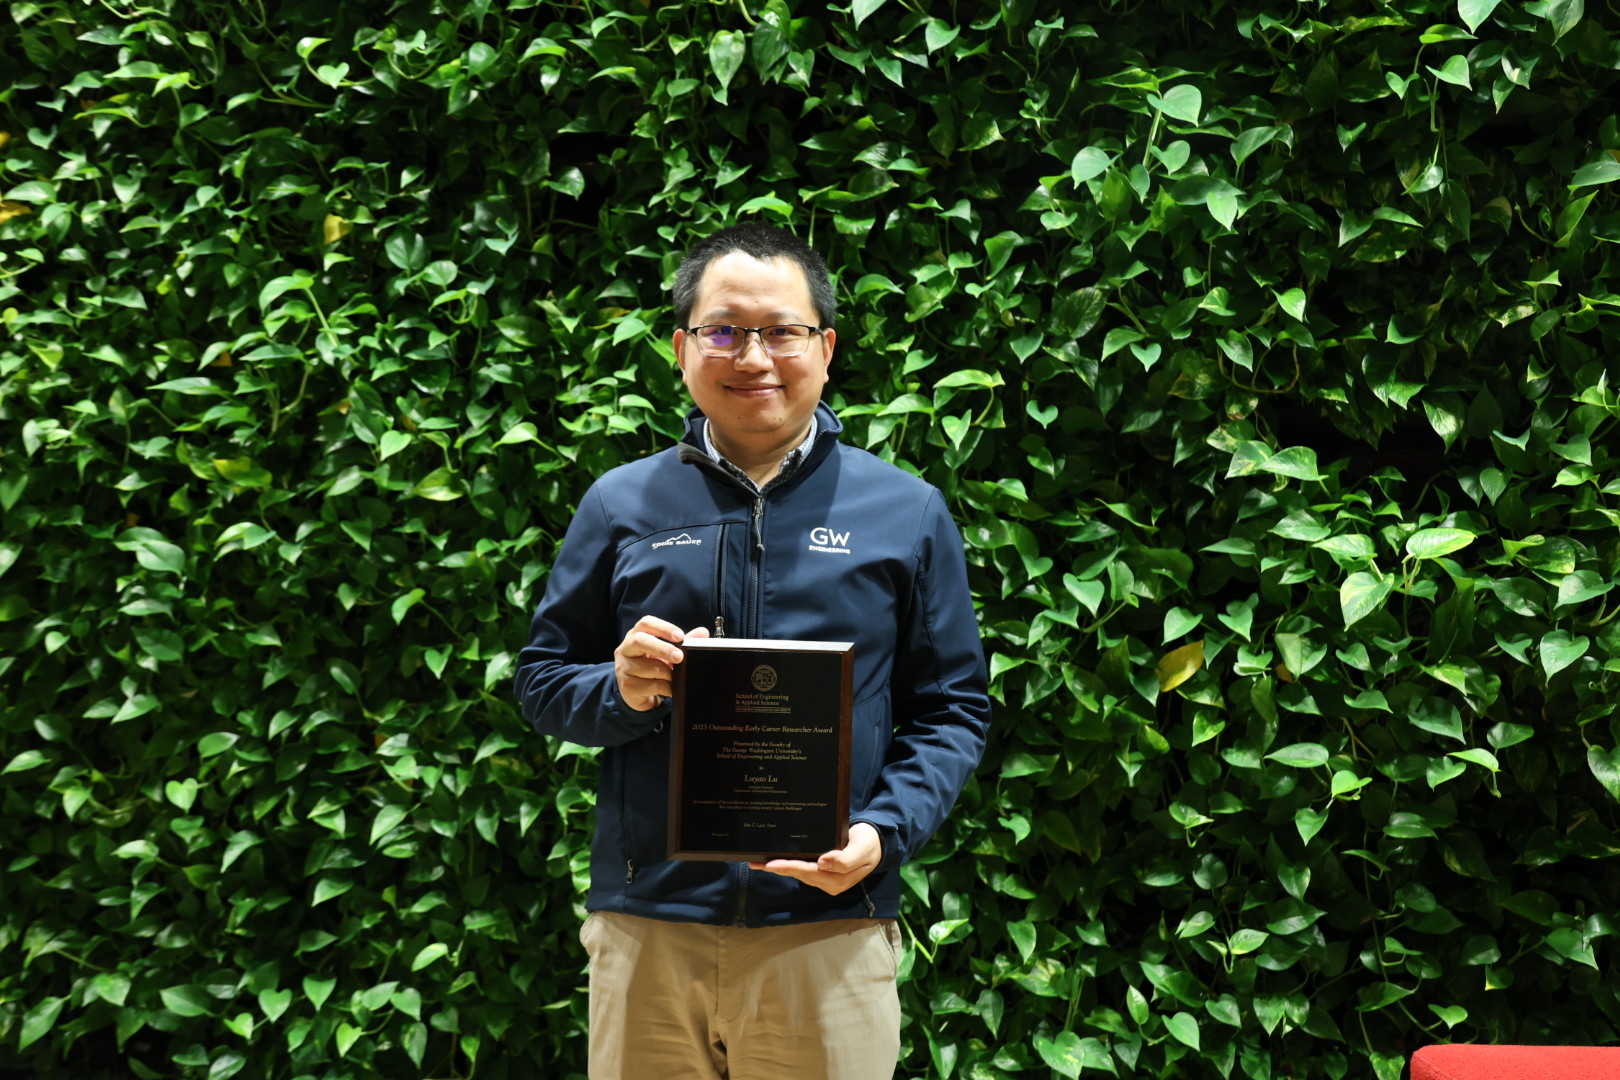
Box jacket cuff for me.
[851,817,901,870]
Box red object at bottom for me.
[1412,1045,1620,1080]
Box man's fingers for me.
[624,629,685,666]
[615,619,712,711]
[818,851,853,872]
[749,861,854,895]
[619,647,681,679]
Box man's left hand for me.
[749,821,882,896]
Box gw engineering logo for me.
[807,527,851,555]
[652,532,702,550]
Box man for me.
[514,223,989,1079]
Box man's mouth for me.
[727,384,781,397]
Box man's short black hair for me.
[672,223,837,330]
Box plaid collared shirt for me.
[699,416,818,494]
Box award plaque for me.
[668,637,854,862]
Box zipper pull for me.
[626,859,635,884]
[714,615,726,637]
[752,498,765,552]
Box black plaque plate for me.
[668,637,853,861]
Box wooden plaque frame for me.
[668,637,854,862]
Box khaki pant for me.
[580,911,902,1080]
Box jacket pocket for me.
[850,692,891,807]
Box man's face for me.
[672,250,835,458]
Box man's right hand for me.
[613,617,709,711]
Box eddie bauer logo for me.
[808,526,851,555]
[651,532,702,550]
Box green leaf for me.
[1033,1031,1084,1079]
[1571,158,1620,188]
[119,534,187,575]
[1315,534,1377,561]
[1165,1011,1201,1051]
[412,943,450,971]
[1070,147,1112,185]
[1233,126,1280,167]
[313,878,352,906]
[1358,982,1415,1011]
[853,0,890,26]
[1545,926,1597,968]
[1163,607,1202,641]
[258,988,293,1022]
[1539,630,1589,678]
[4,180,58,203]
[1405,528,1476,560]
[1427,55,1471,88]
[210,1052,247,1080]
[165,778,199,811]
[379,430,412,460]
[1588,746,1620,800]
[1459,0,1501,32]
[1295,806,1329,844]
[1430,1004,1469,1028]
[933,369,1004,390]
[1268,743,1329,768]
[1275,287,1307,322]
[259,273,313,310]
[1007,919,1037,963]
[221,830,262,871]
[404,1021,428,1067]
[1384,810,1438,840]
[1340,571,1394,627]
[708,30,746,91]
[1450,748,1499,772]
[92,973,132,1008]
[161,985,214,1018]
[199,732,238,758]
[496,421,539,446]
[3,749,48,774]
[1525,0,1584,40]
[495,315,546,348]
[924,19,960,53]
[411,467,463,501]
[303,975,337,1011]
[1488,722,1535,750]
[371,804,408,844]
[18,996,67,1051]
[391,588,426,624]
[335,1022,363,1057]
[1153,84,1203,124]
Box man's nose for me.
[732,334,772,365]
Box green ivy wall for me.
[2,0,1618,1077]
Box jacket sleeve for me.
[851,487,990,868]
[512,482,671,747]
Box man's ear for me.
[671,330,687,378]
[820,328,836,382]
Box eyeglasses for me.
[682,324,828,358]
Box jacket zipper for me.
[733,864,750,926]
[624,775,636,884]
[712,523,728,637]
[747,497,765,638]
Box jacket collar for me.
[678,402,842,491]
[679,401,842,455]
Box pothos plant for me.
[1,0,1617,1078]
